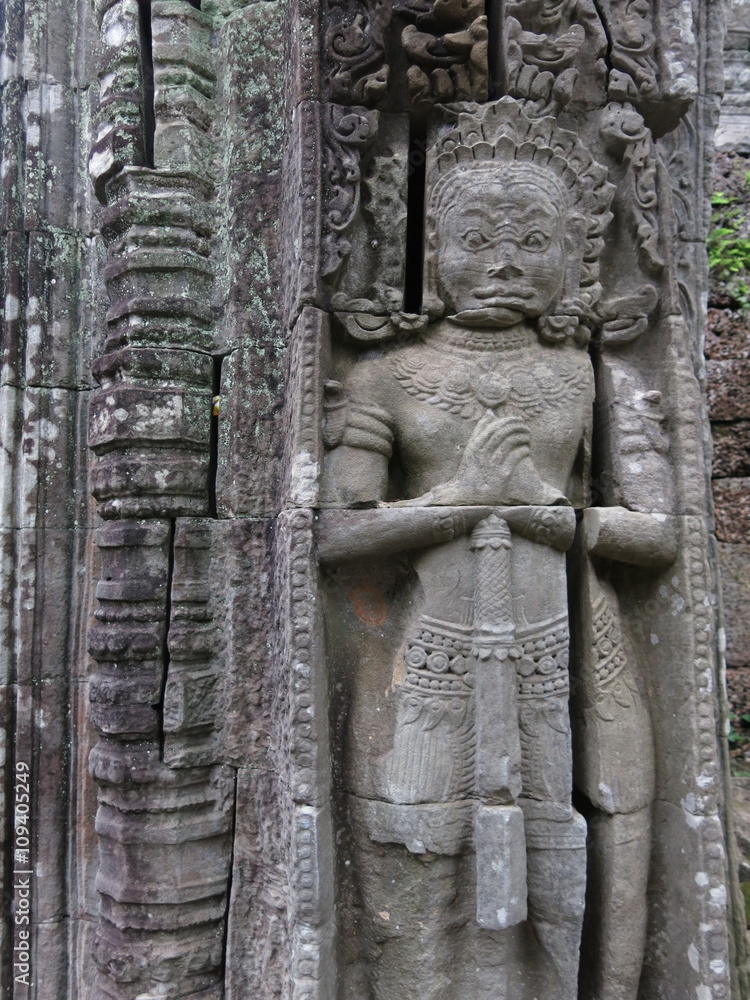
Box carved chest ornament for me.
[391,342,591,419]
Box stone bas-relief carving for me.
[318,99,689,998]
[10,0,739,994]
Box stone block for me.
[475,805,527,929]
[718,542,750,666]
[706,306,750,360]
[163,519,220,767]
[0,0,24,81]
[17,387,90,530]
[215,343,285,518]
[22,83,79,232]
[152,1,216,178]
[706,358,750,420]
[214,3,285,349]
[714,477,750,543]
[275,509,330,808]
[25,231,95,388]
[1,232,25,385]
[224,766,287,1000]
[641,801,731,999]
[281,307,327,509]
[712,420,750,478]
[350,796,474,855]
[284,0,320,109]
[89,0,146,202]
[20,0,78,85]
[1,79,24,233]
[281,100,322,325]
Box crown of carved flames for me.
[427,97,616,317]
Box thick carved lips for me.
[473,286,535,302]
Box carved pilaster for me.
[86,4,235,998]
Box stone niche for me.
[2,0,749,998]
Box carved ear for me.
[423,285,445,319]
[422,235,445,318]
[562,213,588,304]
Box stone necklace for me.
[390,324,592,421]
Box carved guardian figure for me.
[321,98,663,999]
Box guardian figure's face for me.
[432,166,567,328]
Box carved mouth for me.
[473,287,535,302]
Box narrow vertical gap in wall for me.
[137,0,155,168]
[187,0,202,8]
[404,122,427,315]
[588,342,606,506]
[158,518,176,757]
[219,767,239,982]
[485,0,504,99]
[208,354,223,519]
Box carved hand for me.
[402,410,565,507]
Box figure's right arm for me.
[322,362,393,507]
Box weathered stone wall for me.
[0,0,103,994]
[712,1,750,705]
[712,5,750,699]
[711,0,750,915]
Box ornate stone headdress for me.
[424,97,615,340]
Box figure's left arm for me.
[582,507,677,568]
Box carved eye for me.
[522,231,549,251]
[462,229,491,251]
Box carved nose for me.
[487,261,523,280]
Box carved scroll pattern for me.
[321,105,379,282]
[600,103,664,278]
[503,0,602,116]
[324,0,391,107]
[398,0,488,115]
[601,0,659,105]
[322,0,488,114]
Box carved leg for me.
[579,808,651,1000]
[351,833,465,1000]
[516,687,587,1000]
[512,537,585,996]
[570,557,656,1000]
[525,813,588,1000]
[382,615,475,804]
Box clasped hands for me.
[394,409,564,508]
